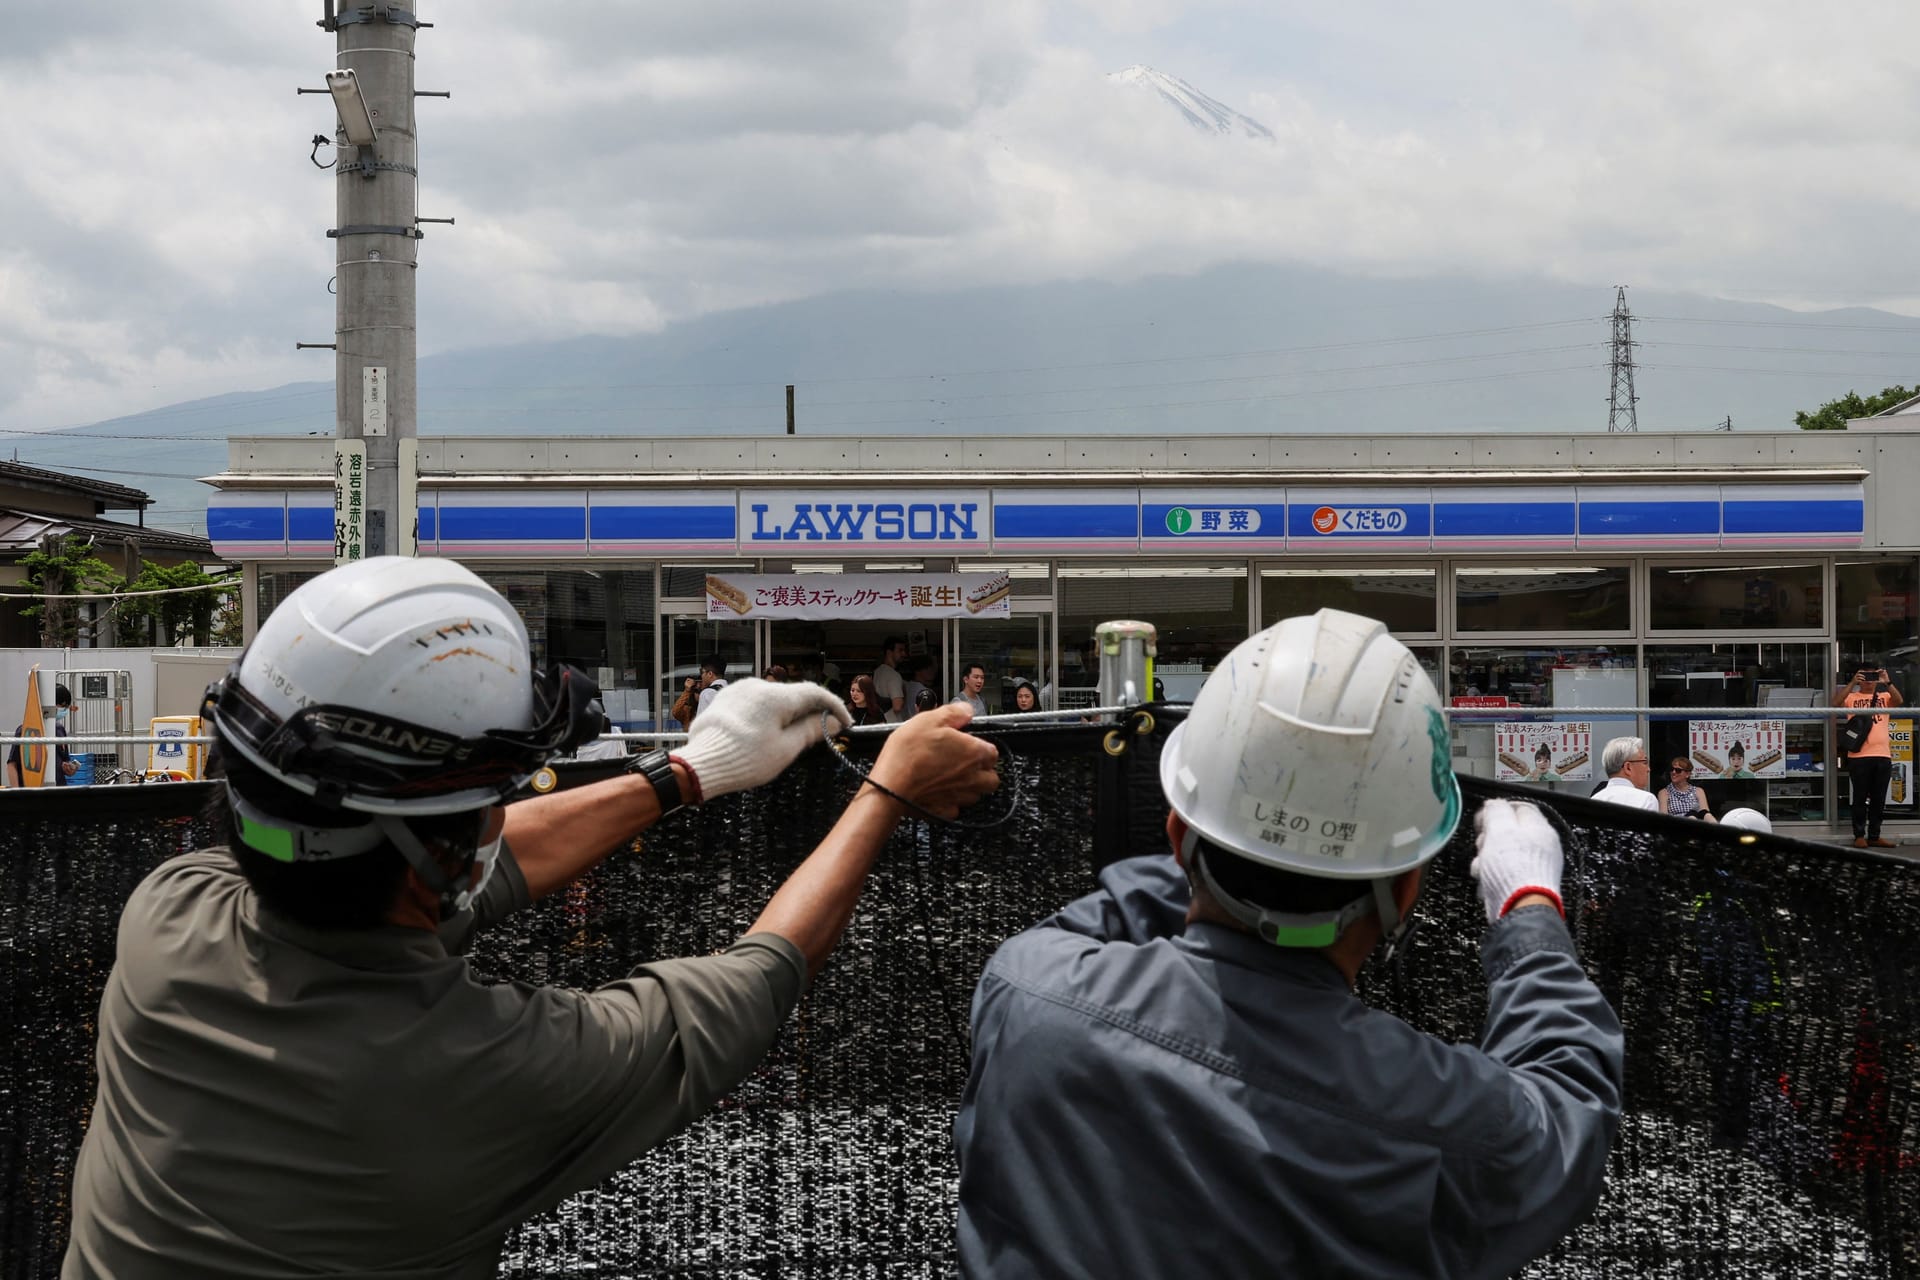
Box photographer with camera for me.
[1837,662,1904,848]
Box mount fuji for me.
[1106,65,1275,141]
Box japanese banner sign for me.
[705,572,1012,620]
[1687,720,1787,779]
[1494,721,1594,782]
[334,440,366,566]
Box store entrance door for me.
[954,610,1053,715]
[767,619,940,715]
[661,610,755,731]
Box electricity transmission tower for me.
[1606,286,1639,433]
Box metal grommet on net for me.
[1102,729,1131,757]
[529,766,558,793]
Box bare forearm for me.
[748,785,905,977]
[501,763,691,900]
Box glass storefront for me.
[1061,565,1247,705]
[1260,567,1437,634]
[253,552,1920,827]
[1456,566,1631,633]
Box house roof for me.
[0,459,151,508]
[0,509,214,558]
[1872,391,1920,417]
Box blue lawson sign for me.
[742,490,989,546]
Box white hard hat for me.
[206,556,599,820]
[1158,609,1461,946]
[1719,807,1772,834]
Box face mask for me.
[54,709,69,724]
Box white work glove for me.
[670,678,850,803]
[1469,799,1565,923]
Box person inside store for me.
[873,636,908,720]
[1010,678,1039,714]
[695,655,730,715]
[5,681,77,787]
[671,675,700,731]
[846,673,889,727]
[903,653,936,715]
[954,609,1623,1277]
[1593,736,1659,809]
[953,663,989,715]
[761,664,788,683]
[1837,662,1904,849]
[61,557,1002,1279]
[1657,756,1716,820]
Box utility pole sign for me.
[335,439,367,565]
[363,365,388,437]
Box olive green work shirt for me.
[63,847,808,1279]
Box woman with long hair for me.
[846,674,888,727]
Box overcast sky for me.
[4,0,1919,435]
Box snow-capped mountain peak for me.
[1107,65,1274,141]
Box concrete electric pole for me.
[321,1,422,559]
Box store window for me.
[470,567,658,729]
[1260,567,1437,634]
[1059,564,1247,705]
[256,569,323,627]
[1650,563,1823,631]
[1644,643,1835,825]
[1836,559,1918,697]
[1454,566,1630,633]
[1446,646,1637,798]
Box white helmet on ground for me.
[1719,807,1772,834]
[1158,608,1461,948]
[204,557,600,911]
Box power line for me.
[1638,315,1920,333]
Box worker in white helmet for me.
[954,609,1624,1277]
[63,557,1000,1279]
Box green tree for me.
[116,561,237,646]
[18,534,125,646]
[1794,384,1915,431]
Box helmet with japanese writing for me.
[1158,608,1461,945]
[202,557,600,912]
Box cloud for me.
[3,0,1920,434]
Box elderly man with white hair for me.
[1593,736,1659,810]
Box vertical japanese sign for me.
[334,439,366,566]
[1494,721,1593,781]
[1686,720,1786,778]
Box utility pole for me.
[1605,285,1639,433]
[322,1,421,557]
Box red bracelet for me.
[1500,886,1565,919]
[667,753,705,807]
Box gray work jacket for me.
[954,855,1624,1279]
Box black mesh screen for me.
[3,713,1917,1279]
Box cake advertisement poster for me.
[1686,720,1787,779]
[705,572,1013,620]
[1494,721,1594,782]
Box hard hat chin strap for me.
[1187,839,1375,949]
[378,816,491,921]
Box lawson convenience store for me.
[207,427,1920,830]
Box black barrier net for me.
[2,713,1917,1279]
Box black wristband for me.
[626,748,684,817]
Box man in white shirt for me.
[1593,736,1659,810]
[873,637,908,721]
